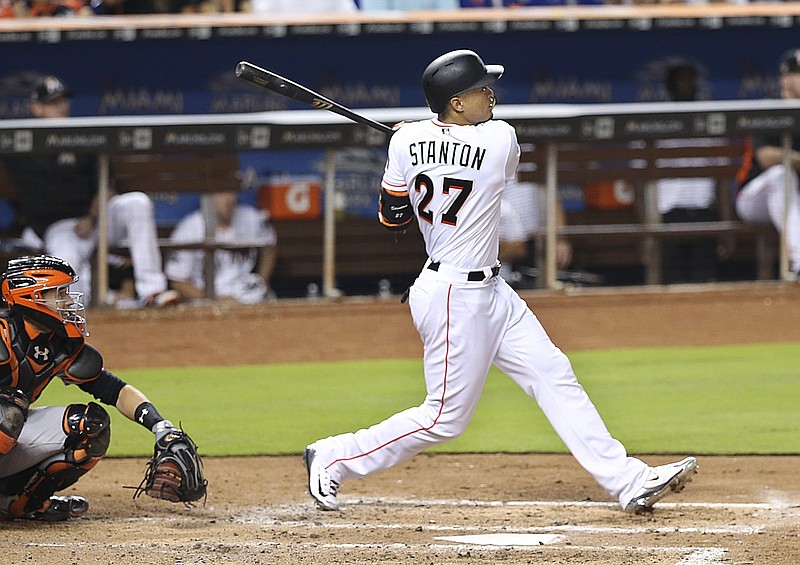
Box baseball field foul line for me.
[21,539,729,564]
[319,542,727,561]
[348,496,773,510]
[249,516,762,536]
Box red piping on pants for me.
[325,284,452,471]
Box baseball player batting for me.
[305,49,698,514]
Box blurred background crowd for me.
[0,0,771,19]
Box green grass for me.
[35,343,800,457]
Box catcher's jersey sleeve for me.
[61,344,127,406]
[382,118,519,270]
[62,343,103,384]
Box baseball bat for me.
[235,61,394,135]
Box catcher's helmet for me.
[1,255,88,338]
[779,48,800,75]
[421,49,504,114]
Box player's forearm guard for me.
[379,187,414,232]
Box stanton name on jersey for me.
[407,139,487,170]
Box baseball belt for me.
[427,262,500,281]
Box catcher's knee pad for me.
[62,402,111,464]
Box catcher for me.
[0,255,206,521]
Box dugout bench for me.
[0,152,426,302]
[267,137,782,293]
[0,139,783,300]
[518,138,780,286]
[104,152,269,303]
[110,152,428,299]
[0,153,267,305]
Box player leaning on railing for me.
[735,48,800,280]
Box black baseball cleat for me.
[31,496,89,522]
[624,457,698,514]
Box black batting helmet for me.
[421,50,504,114]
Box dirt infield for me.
[4,282,800,564]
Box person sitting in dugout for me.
[0,255,205,521]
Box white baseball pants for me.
[0,407,66,480]
[736,164,800,274]
[315,268,651,508]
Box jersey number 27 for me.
[414,175,473,227]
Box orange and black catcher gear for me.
[1,255,88,338]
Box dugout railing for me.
[0,100,798,302]
[517,137,780,286]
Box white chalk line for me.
[435,533,567,546]
[68,495,773,565]
[249,497,763,565]
[21,539,725,560]
[318,541,724,555]
[21,523,732,565]
[346,496,775,510]
[239,514,763,536]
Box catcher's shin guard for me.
[0,403,110,519]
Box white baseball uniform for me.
[735,133,800,274]
[312,117,652,509]
[20,192,169,305]
[655,137,724,215]
[164,204,276,301]
[500,178,543,236]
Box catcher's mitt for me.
[134,428,207,504]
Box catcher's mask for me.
[421,49,504,114]
[1,255,88,338]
